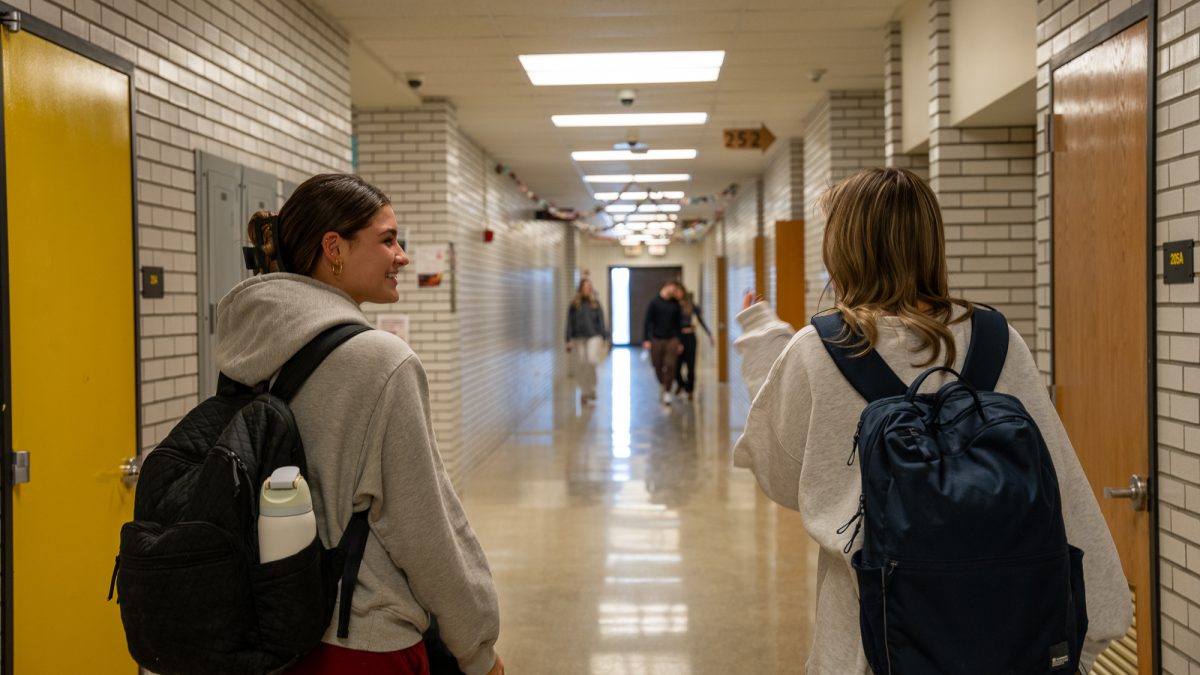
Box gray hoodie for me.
[216,273,499,675]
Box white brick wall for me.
[929,0,1037,345]
[355,101,568,483]
[762,138,804,305]
[723,184,759,407]
[803,91,887,318]
[20,0,353,452]
[885,21,931,179]
[449,118,570,482]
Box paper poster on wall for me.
[412,245,446,288]
[376,313,410,343]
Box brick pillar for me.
[884,21,930,178]
[928,0,1036,344]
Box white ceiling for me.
[311,0,907,227]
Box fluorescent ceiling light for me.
[645,238,671,246]
[519,51,725,86]
[552,113,708,127]
[627,214,672,222]
[583,174,692,183]
[637,204,681,213]
[572,149,697,161]
[593,191,686,201]
[605,205,637,213]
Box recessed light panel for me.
[572,149,697,161]
[552,113,708,127]
[583,174,692,183]
[519,51,725,86]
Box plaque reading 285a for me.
[1165,239,1195,284]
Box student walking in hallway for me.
[672,283,711,402]
[642,280,685,405]
[732,168,1130,674]
[565,278,609,404]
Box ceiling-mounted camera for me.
[618,88,637,107]
[406,72,425,90]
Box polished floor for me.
[459,348,819,675]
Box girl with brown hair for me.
[732,167,1129,673]
[217,173,503,675]
[565,277,609,403]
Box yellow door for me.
[3,29,137,673]
[1052,20,1151,675]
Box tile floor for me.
[460,347,818,675]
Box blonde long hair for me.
[820,167,972,368]
[572,278,599,309]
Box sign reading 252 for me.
[723,124,776,152]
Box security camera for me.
[406,73,425,90]
[618,88,636,107]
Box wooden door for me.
[774,220,806,330]
[2,28,138,673]
[1052,19,1150,674]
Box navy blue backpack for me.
[812,308,1088,675]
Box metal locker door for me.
[195,152,243,399]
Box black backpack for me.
[110,324,372,675]
[812,308,1088,675]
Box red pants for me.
[287,641,429,675]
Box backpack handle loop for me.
[909,367,988,423]
[904,366,963,400]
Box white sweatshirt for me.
[732,302,1131,674]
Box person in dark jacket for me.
[565,278,609,403]
[642,280,685,405]
[672,283,712,401]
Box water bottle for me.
[258,465,317,563]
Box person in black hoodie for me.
[642,280,686,405]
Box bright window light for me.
[551,113,708,127]
[572,149,697,161]
[593,191,686,200]
[583,174,691,183]
[519,51,725,86]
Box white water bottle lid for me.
[260,465,313,518]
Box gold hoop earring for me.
[332,258,344,277]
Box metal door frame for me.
[1048,1,1159,670]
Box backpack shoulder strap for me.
[960,307,1009,392]
[271,324,372,402]
[811,313,908,402]
[335,510,371,638]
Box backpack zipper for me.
[838,495,865,554]
[882,560,898,675]
[219,448,250,496]
[848,418,864,465]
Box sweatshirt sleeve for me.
[565,305,575,342]
[1002,330,1132,665]
[643,301,655,343]
[597,303,609,341]
[732,303,807,511]
[361,356,500,675]
[733,302,796,399]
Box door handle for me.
[119,456,141,488]
[1103,474,1148,512]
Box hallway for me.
[460,348,817,674]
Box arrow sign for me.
[723,124,776,152]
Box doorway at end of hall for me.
[609,265,682,346]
